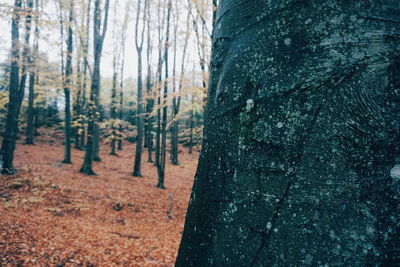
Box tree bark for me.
[177,1,400,266]
[133,0,147,177]
[154,0,165,168]
[62,0,74,164]
[145,0,153,163]
[157,0,172,189]
[1,0,26,174]
[80,0,110,175]
[25,0,40,145]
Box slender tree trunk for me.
[62,0,74,164]
[154,0,164,168]
[110,70,118,155]
[74,60,82,150]
[133,0,147,177]
[170,7,178,165]
[25,72,36,145]
[118,61,124,151]
[145,0,153,163]
[171,9,190,165]
[80,0,110,175]
[25,0,40,145]
[133,52,144,176]
[80,0,91,150]
[116,1,128,152]
[109,0,118,156]
[188,95,194,154]
[157,0,171,189]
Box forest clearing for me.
[0,128,198,266]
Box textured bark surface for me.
[1,0,24,174]
[176,1,400,266]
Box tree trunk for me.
[80,0,110,175]
[154,0,165,168]
[118,62,124,151]
[177,1,400,266]
[80,0,92,150]
[170,5,178,165]
[1,0,26,174]
[133,0,147,177]
[110,69,117,155]
[157,0,171,189]
[188,95,195,154]
[62,0,74,164]
[26,0,40,145]
[25,72,36,145]
[145,0,153,163]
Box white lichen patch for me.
[390,165,400,181]
[246,99,255,112]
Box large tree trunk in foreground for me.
[176,1,400,266]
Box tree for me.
[154,0,165,169]
[156,0,172,189]
[177,1,400,266]
[1,0,29,174]
[144,0,153,163]
[132,0,147,177]
[170,6,190,165]
[25,0,41,145]
[80,0,110,175]
[109,0,119,156]
[73,0,91,151]
[59,0,74,164]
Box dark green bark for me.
[177,1,400,266]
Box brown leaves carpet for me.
[0,131,198,266]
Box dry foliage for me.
[0,128,199,266]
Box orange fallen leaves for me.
[0,130,198,266]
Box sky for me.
[0,0,212,85]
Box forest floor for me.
[0,128,199,266]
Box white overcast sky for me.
[0,0,212,83]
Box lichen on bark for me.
[176,1,400,266]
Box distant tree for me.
[171,6,190,165]
[132,0,147,177]
[109,0,119,156]
[80,0,110,175]
[25,0,41,145]
[177,1,400,266]
[58,0,74,164]
[117,4,128,151]
[144,0,153,163]
[154,0,166,169]
[157,0,172,189]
